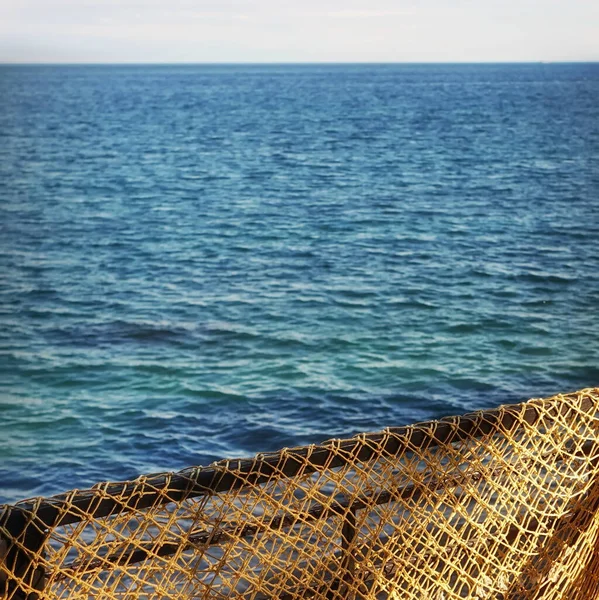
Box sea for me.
[1,63,598,504]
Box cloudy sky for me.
[1,0,598,63]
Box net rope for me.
[2,387,599,599]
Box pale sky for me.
[1,0,598,63]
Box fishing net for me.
[2,387,599,600]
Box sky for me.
[0,0,598,63]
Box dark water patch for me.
[39,321,196,349]
[555,366,599,385]
[22,288,61,300]
[517,345,553,356]
[221,423,302,455]
[446,377,499,393]
[123,363,188,377]
[0,471,44,497]
[445,322,479,334]
[497,338,519,349]
[514,272,578,285]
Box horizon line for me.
[1,60,599,66]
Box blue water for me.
[1,63,598,504]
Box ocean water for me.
[1,63,598,504]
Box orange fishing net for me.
[2,387,599,599]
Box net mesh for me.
[2,387,599,600]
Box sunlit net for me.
[2,388,599,599]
